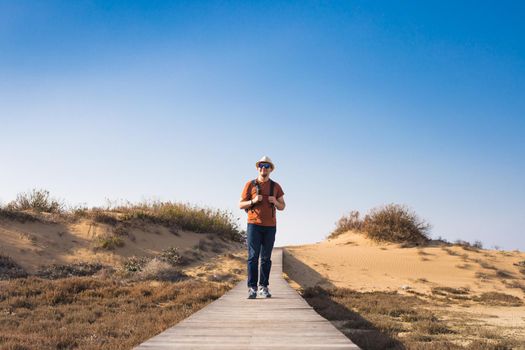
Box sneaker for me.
[258,286,272,298]
[247,287,257,299]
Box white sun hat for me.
[255,156,275,170]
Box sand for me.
[0,217,244,274]
[283,230,525,333]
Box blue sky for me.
[1,1,524,249]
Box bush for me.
[122,256,151,273]
[6,189,64,213]
[329,210,362,239]
[136,258,188,282]
[473,292,522,306]
[94,235,125,250]
[363,204,431,244]
[158,247,185,266]
[36,263,104,279]
[329,204,431,244]
[3,191,245,242]
[116,201,244,241]
[0,254,28,279]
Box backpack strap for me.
[269,179,275,217]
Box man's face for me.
[257,163,273,177]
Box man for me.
[239,156,286,299]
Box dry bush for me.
[431,286,470,295]
[300,285,523,350]
[135,258,188,282]
[301,286,455,349]
[93,234,125,250]
[36,263,104,279]
[6,189,64,213]
[495,269,514,279]
[0,254,28,280]
[363,204,431,244]
[329,210,363,239]
[158,247,185,266]
[207,272,235,282]
[0,276,231,349]
[329,204,431,245]
[514,260,525,268]
[109,200,244,241]
[121,256,151,273]
[77,208,119,225]
[473,292,522,306]
[475,271,492,281]
[0,207,38,222]
[3,190,245,243]
[455,240,483,251]
[442,247,459,256]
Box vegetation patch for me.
[5,189,64,213]
[121,256,151,273]
[300,285,523,350]
[0,208,38,223]
[473,292,523,306]
[0,276,231,349]
[93,234,125,250]
[134,258,188,282]
[0,254,28,280]
[158,247,186,266]
[329,204,430,245]
[1,189,245,242]
[36,262,105,279]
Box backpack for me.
[245,179,276,217]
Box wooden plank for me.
[134,248,360,349]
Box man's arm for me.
[239,190,263,210]
[269,195,285,211]
[239,198,253,210]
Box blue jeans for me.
[247,223,276,289]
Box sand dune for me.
[0,216,243,274]
[283,231,525,336]
[284,231,524,296]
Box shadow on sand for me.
[282,248,405,350]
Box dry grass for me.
[301,286,523,350]
[0,189,245,242]
[4,189,65,214]
[0,276,232,349]
[329,204,431,245]
[93,234,125,250]
[0,254,29,280]
[35,262,105,279]
[473,292,523,306]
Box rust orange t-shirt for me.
[241,179,284,227]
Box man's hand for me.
[268,196,277,205]
[252,195,263,203]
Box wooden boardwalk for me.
[134,248,359,349]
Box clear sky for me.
[1,1,524,250]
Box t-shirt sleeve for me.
[241,181,252,201]
[276,183,284,199]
